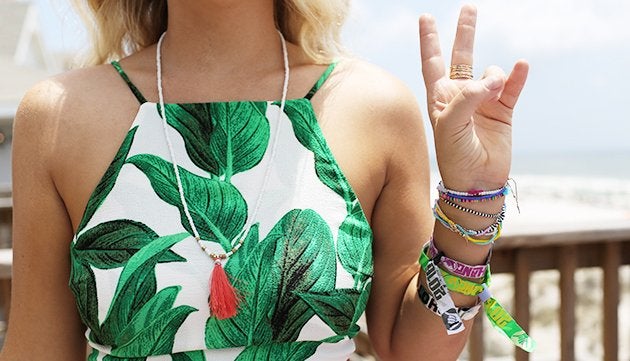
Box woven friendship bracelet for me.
[433,201,503,245]
[440,197,505,219]
[435,202,504,236]
[428,239,490,279]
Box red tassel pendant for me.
[209,261,239,319]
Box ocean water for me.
[509,151,630,229]
[511,150,630,180]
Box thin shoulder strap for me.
[111,61,148,104]
[304,62,338,100]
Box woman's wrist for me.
[439,175,509,197]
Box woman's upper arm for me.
[1,81,87,360]
[361,75,434,355]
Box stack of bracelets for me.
[418,181,536,352]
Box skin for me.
[0,1,528,360]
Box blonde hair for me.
[73,0,349,66]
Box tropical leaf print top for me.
[69,61,374,361]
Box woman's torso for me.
[60,54,386,360]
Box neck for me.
[162,0,280,73]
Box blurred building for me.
[0,0,57,189]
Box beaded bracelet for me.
[437,181,508,203]
[433,201,503,245]
[417,283,481,321]
[437,181,507,197]
[440,197,505,219]
[427,238,491,279]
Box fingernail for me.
[484,76,503,90]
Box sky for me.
[35,0,630,156]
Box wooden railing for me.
[466,226,630,361]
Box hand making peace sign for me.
[420,5,529,191]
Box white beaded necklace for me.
[155,31,290,318]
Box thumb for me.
[439,75,504,129]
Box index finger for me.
[419,14,445,89]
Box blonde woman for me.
[2,1,528,360]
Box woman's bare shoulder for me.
[335,58,420,108]
[328,58,424,136]
[15,62,147,189]
[18,64,137,129]
[327,58,426,152]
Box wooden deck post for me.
[514,249,530,361]
[468,312,484,361]
[603,242,620,361]
[559,245,576,361]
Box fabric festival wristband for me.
[420,253,535,352]
[423,257,465,335]
[420,247,490,296]
[478,285,537,352]
[417,284,481,321]
[428,239,490,279]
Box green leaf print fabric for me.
[267,209,337,341]
[74,220,184,269]
[171,351,207,361]
[71,232,195,356]
[282,100,353,206]
[297,287,369,337]
[283,100,373,289]
[71,63,374,359]
[101,233,192,350]
[337,202,374,289]
[128,154,247,252]
[205,209,336,348]
[77,126,138,233]
[163,102,270,180]
[234,342,321,361]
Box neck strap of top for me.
[111,60,148,104]
[304,62,338,100]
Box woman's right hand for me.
[419,5,529,192]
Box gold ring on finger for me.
[450,64,473,80]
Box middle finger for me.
[451,5,477,69]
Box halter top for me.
[69,61,374,361]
